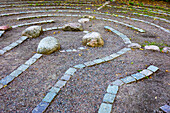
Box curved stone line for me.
[0,53,43,90]
[116,10,170,23]
[106,5,170,16]
[98,65,159,113]
[0,6,81,12]
[32,26,132,112]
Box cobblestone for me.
[9,70,23,77]
[32,101,49,113]
[54,80,67,88]
[17,64,29,71]
[140,69,153,77]
[98,103,112,113]
[111,79,124,86]
[49,87,60,93]
[42,92,57,103]
[103,93,116,104]
[107,85,119,95]
[84,61,96,67]
[65,68,77,76]
[60,74,71,81]
[121,76,136,84]
[131,73,145,80]
[147,65,159,72]
[73,64,86,69]
[0,75,15,85]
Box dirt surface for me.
[0,0,169,113]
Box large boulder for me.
[82,32,104,47]
[22,26,42,38]
[37,36,60,54]
[62,23,83,31]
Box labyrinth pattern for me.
[0,0,169,113]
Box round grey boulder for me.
[22,26,42,38]
[62,23,83,31]
[82,32,104,47]
[37,36,60,54]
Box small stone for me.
[25,58,37,66]
[103,93,116,103]
[140,69,153,76]
[60,74,71,81]
[62,23,83,31]
[65,68,77,75]
[121,76,136,84]
[49,87,60,93]
[9,70,23,77]
[17,64,29,71]
[160,104,170,113]
[98,103,112,113]
[84,61,96,67]
[147,65,159,72]
[131,73,145,80]
[78,18,89,23]
[32,101,49,113]
[54,80,67,88]
[73,64,86,69]
[128,43,141,49]
[144,45,160,51]
[107,85,118,95]
[22,26,43,38]
[111,79,124,86]
[0,75,15,85]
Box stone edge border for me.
[0,53,43,90]
[98,65,159,113]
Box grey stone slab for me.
[45,28,52,31]
[51,27,58,30]
[9,70,23,77]
[42,92,57,103]
[117,48,131,55]
[101,56,114,62]
[20,36,28,41]
[78,47,86,50]
[0,50,5,55]
[0,84,3,89]
[66,49,72,52]
[93,59,105,64]
[65,68,77,75]
[49,87,60,93]
[140,69,153,77]
[2,46,13,52]
[17,64,29,71]
[32,101,49,113]
[60,74,71,81]
[111,79,124,86]
[32,53,43,59]
[25,58,37,66]
[147,65,159,72]
[103,93,116,104]
[110,53,120,59]
[8,42,18,48]
[107,85,118,95]
[160,104,170,113]
[84,61,96,67]
[98,103,112,113]
[121,76,136,84]
[15,39,23,44]
[0,75,15,85]
[131,73,145,80]
[54,80,67,88]
[73,64,86,69]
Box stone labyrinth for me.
[0,0,169,113]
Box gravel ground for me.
[0,1,169,113]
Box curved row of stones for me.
[1,9,169,33]
[98,65,159,113]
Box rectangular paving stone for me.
[131,73,145,80]
[0,84,3,89]
[98,103,112,113]
[121,76,136,84]
[2,46,13,52]
[9,70,23,77]
[103,93,116,104]
[17,64,29,71]
[66,49,72,52]
[147,65,159,72]
[93,58,105,64]
[54,80,67,88]
[8,42,18,47]
[25,58,37,66]
[0,31,5,37]
[117,48,131,55]
[107,85,119,95]
[0,75,15,85]
[78,47,86,50]
[20,36,28,41]
[49,87,60,93]
[111,79,124,86]
[160,104,170,113]
[42,92,57,103]
[101,56,114,62]
[84,61,96,67]
[140,69,153,77]
[32,53,43,59]
[60,74,71,81]
[65,68,77,76]
[73,64,86,69]
[32,101,49,113]
[51,27,58,30]
[15,39,23,44]
[110,53,120,59]
[0,50,5,55]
